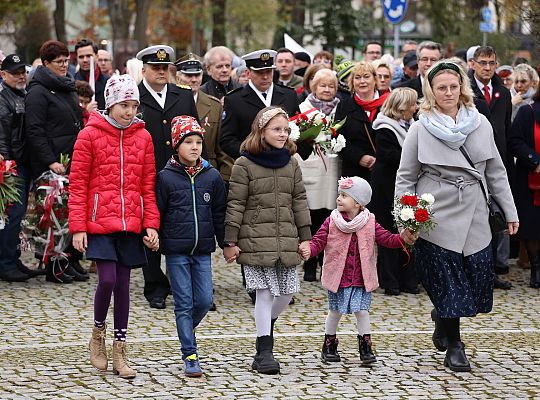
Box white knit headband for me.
[258,108,288,129]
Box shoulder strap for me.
[459,146,490,204]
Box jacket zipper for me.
[189,170,202,255]
[92,193,99,221]
[274,169,280,255]
[120,130,126,231]
[140,196,144,220]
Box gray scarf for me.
[419,106,481,150]
[306,93,340,116]
[101,110,142,130]
[372,113,410,146]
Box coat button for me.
[165,140,171,146]
[163,119,167,124]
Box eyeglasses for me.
[419,57,439,63]
[6,70,27,77]
[97,58,111,63]
[377,74,390,79]
[366,51,382,55]
[475,60,497,67]
[434,84,460,94]
[267,127,291,135]
[50,58,69,65]
[515,79,530,84]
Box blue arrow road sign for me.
[382,0,409,25]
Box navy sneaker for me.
[184,354,202,377]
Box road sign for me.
[382,0,409,25]
[481,6,492,22]
[480,22,494,33]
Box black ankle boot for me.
[70,259,88,275]
[252,335,280,374]
[444,341,471,372]
[65,264,89,282]
[431,308,448,351]
[303,258,317,281]
[358,334,376,365]
[529,259,540,288]
[45,259,73,284]
[321,334,341,362]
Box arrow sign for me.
[382,0,409,25]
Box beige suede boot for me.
[112,341,136,379]
[89,325,108,371]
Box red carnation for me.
[400,195,418,207]
[415,208,429,223]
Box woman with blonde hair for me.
[334,61,390,180]
[395,61,518,372]
[371,88,419,295]
[372,60,393,94]
[297,68,341,281]
[510,63,539,121]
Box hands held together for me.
[298,241,311,261]
[400,229,419,246]
[223,245,241,263]
[143,228,159,251]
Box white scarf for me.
[372,113,410,146]
[419,106,481,150]
[330,208,370,233]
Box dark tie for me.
[157,92,162,98]
[261,92,267,99]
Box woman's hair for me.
[40,40,69,64]
[125,58,144,85]
[348,61,376,93]
[240,106,297,155]
[313,50,333,64]
[420,60,474,114]
[302,64,326,93]
[309,68,338,95]
[513,63,539,89]
[372,60,394,79]
[380,87,418,120]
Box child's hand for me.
[72,232,88,253]
[86,100,98,113]
[298,241,311,260]
[143,228,159,251]
[223,246,241,263]
[400,229,418,246]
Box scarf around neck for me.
[170,154,203,177]
[419,106,481,150]
[307,93,340,116]
[354,91,389,122]
[372,113,410,146]
[240,148,291,169]
[331,208,371,233]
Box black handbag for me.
[459,147,507,234]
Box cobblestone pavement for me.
[0,251,538,399]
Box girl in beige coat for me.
[395,61,519,373]
[224,106,311,375]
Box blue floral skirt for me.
[327,286,372,314]
[414,239,494,318]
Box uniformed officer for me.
[175,54,233,181]
[136,45,199,309]
[219,49,301,160]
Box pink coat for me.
[310,212,403,293]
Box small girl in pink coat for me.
[299,176,416,365]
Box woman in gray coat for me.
[395,61,519,372]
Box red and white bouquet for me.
[0,160,21,230]
[393,192,436,235]
[288,108,347,156]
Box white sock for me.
[271,293,293,320]
[254,289,273,336]
[325,310,342,335]
[355,310,370,336]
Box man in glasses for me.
[136,45,200,310]
[363,41,383,62]
[469,45,514,291]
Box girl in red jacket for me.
[299,177,416,365]
[68,74,160,379]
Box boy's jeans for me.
[166,254,213,359]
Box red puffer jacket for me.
[68,111,160,234]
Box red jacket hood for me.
[85,110,146,136]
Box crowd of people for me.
[0,37,539,378]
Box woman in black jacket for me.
[25,40,83,178]
[335,61,389,181]
[25,40,85,283]
[370,88,419,295]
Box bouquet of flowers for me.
[24,154,71,263]
[288,108,347,156]
[393,193,436,238]
[0,160,21,230]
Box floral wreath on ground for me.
[0,160,22,230]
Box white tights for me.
[254,289,293,337]
[325,310,370,336]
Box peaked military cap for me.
[175,53,203,74]
[242,49,277,70]
[136,45,174,65]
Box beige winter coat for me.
[224,155,312,267]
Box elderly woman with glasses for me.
[510,63,539,121]
[25,40,85,283]
[395,61,518,372]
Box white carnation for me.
[400,207,415,221]
[421,193,435,205]
[330,134,346,153]
[288,122,300,141]
[312,112,325,125]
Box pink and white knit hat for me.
[104,74,140,109]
